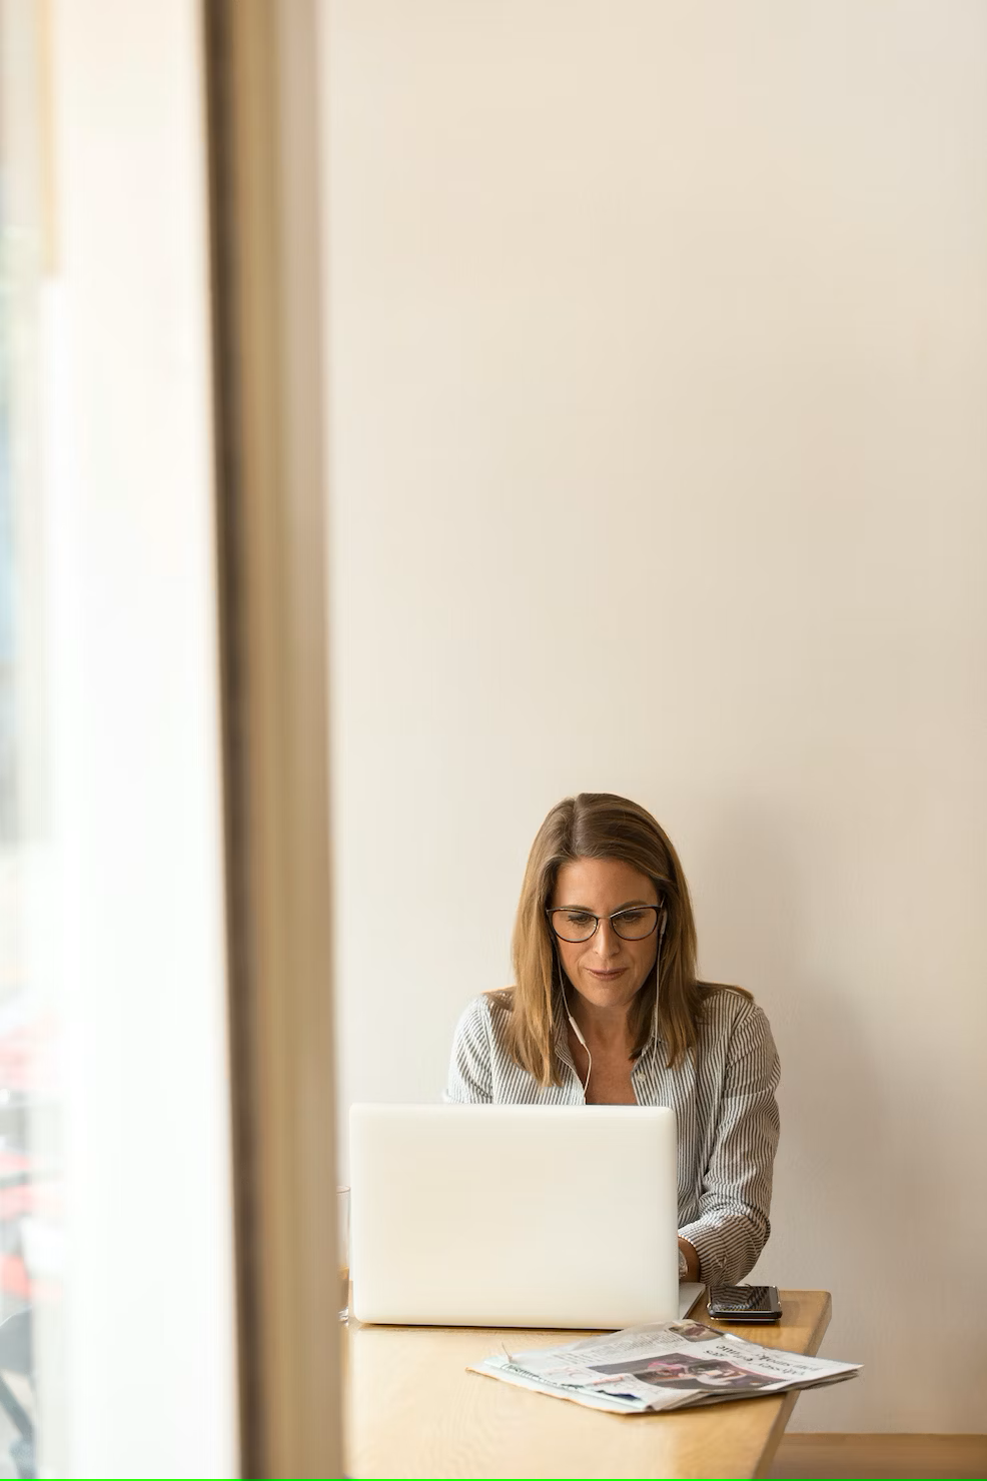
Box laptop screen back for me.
[349,1102,679,1328]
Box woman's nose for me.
[592,919,621,959]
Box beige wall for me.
[324,0,987,1430]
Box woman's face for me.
[550,856,660,1015]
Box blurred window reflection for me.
[0,3,58,1475]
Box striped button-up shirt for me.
[446,987,780,1286]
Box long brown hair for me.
[492,792,749,1086]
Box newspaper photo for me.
[470,1319,861,1415]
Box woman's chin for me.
[574,974,640,1009]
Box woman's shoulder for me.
[482,985,515,1011]
[695,982,774,1045]
[448,991,515,1083]
[452,989,514,1039]
[447,991,516,1102]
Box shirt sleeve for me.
[677,1001,780,1287]
[444,996,495,1104]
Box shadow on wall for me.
[690,800,977,1427]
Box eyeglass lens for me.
[549,907,658,943]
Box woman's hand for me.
[678,1236,700,1282]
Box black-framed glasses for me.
[546,905,661,944]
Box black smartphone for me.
[706,1284,782,1322]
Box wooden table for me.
[344,1289,831,1479]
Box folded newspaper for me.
[470,1320,860,1415]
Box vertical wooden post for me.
[203,2,341,1474]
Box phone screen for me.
[707,1284,781,1315]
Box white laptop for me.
[349,1103,700,1329]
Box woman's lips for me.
[587,968,627,980]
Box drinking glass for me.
[338,1185,350,1322]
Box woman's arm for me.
[678,1002,780,1286]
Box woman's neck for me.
[567,995,634,1056]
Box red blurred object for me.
[0,1254,29,1299]
[0,1010,60,1094]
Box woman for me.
[446,792,780,1288]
